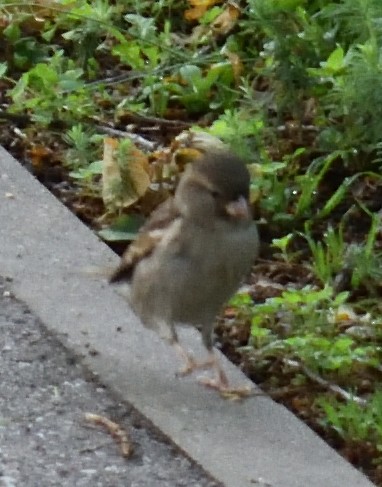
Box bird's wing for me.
[109,197,180,282]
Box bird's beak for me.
[225,196,251,220]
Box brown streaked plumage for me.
[109,198,180,283]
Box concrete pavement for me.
[0,277,222,487]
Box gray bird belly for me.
[131,222,258,328]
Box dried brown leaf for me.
[211,3,240,36]
[184,0,221,21]
[102,138,150,211]
[175,129,227,153]
[223,48,243,84]
[27,145,53,169]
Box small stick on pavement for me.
[84,412,134,458]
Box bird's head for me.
[175,150,252,224]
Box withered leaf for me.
[102,137,150,212]
[211,3,240,35]
[184,0,221,21]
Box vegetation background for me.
[0,0,381,483]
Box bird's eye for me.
[211,190,221,199]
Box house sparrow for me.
[110,150,259,395]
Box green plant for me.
[294,151,344,218]
[303,208,382,290]
[284,334,376,373]
[303,224,346,285]
[60,0,116,72]
[207,109,265,158]
[345,208,382,290]
[272,233,294,262]
[9,51,87,124]
[244,0,334,118]
[317,390,382,451]
[63,124,102,170]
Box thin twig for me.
[277,124,319,133]
[124,111,192,129]
[84,412,134,458]
[84,72,144,88]
[95,125,156,151]
[283,358,367,406]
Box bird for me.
[109,149,259,396]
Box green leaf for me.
[229,292,253,307]
[58,78,84,91]
[125,14,157,40]
[251,325,271,339]
[3,23,21,42]
[322,46,345,73]
[98,228,139,242]
[98,214,145,242]
[69,160,102,179]
[318,174,360,218]
[200,6,223,24]
[113,41,144,69]
[179,65,203,88]
[0,62,7,78]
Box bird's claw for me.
[176,355,215,377]
[198,376,254,401]
[175,356,197,377]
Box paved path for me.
[0,146,376,487]
[0,277,222,487]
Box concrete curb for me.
[0,146,375,487]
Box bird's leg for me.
[197,350,229,389]
[172,342,215,377]
[173,341,196,376]
[198,350,254,400]
[171,328,253,399]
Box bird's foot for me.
[176,355,215,377]
[198,366,254,400]
[173,342,215,377]
[173,343,255,399]
[198,376,254,400]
